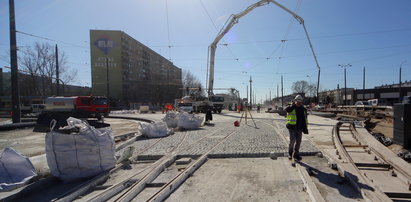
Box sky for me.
[1,0,411,103]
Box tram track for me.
[53,122,231,201]
[332,121,411,201]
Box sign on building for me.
[94,35,115,55]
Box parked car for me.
[402,96,411,104]
[31,104,45,113]
[368,99,386,106]
[315,104,325,110]
[178,103,194,113]
[354,101,370,106]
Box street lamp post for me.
[399,61,407,102]
[306,75,311,97]
[338,64,352,105]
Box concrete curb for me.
[0,122,36,131]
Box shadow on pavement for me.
[298,161,365,199]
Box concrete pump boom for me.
[207,0,321,98]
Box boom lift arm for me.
[207,0,321,98]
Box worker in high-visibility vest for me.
[285,94,308,161]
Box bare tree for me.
[19,42,77,96]
[291,80,312,96]
[182,70,205,98]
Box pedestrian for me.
[205,106,213,124]
[257,104,261,113]
[285,94,308,161]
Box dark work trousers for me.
[288,129,303,157]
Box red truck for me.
[36,96,109,130]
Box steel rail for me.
[332,122,392,201]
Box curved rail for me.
[332,121,411,201]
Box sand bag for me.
[139,122,172,138]
[0,147,37,192]
[178,112,204,130]
[162,111,178,128]
[45,117,116,181]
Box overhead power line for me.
[199,0,240,62]
[16,30,88,49]
[165,0,172,60]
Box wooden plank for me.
[354,163,391,168]
[343,144,368,148]
[385,192,411,199]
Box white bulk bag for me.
[45,118,116,181]
[177,112,204,130]
[162,111,178,128]
[139,122,172,138]
[0,147,37,192]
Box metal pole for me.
[399,67,402,103]
[106,57,110,105]
[363,66,365,101]
[339,64,351,105]
[281,75,284,108]
[56,44,59,96]
[317,69,320,101]
[249,76,252,109]
[344,67,347,105]
[9,0,20,123]
[167,65,170,103]
[246,85,248,102]
[399,61,407,102]
[277,83,279,98]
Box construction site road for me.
[4,109,409,201]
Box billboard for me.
[90,30,123,100]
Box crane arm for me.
[207,0,270,96]
[207,0,321,96]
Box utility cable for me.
[165,0,172,60]
[16,30,88,49]
[199,0,240,62]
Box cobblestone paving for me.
[130,112,320,158]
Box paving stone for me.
[130,113,320,158]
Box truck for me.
[205,0,320,111]
[209,95,224,113]
[36,96,109,129]
[176,96,211,113]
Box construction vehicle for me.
[176,95,211,113]
[36,96,109,130]
[206,0,321,106]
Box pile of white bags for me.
[45,117,116,181]
[177,112,204,130]
[162,111,178,128]
[0,148,37,192]
[139,122,172,138]
[139,112,204,138]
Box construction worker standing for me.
[285,94,308,161]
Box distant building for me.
[0,68,90,97]
[272,93,305,107]
[319,88,353,105]
[354,86,411,105]
[90,30,182,108]
[317,81,411,106]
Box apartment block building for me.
[90,30,182,106]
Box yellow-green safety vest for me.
[286,109,308,126]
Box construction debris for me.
[372,132,393,146]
